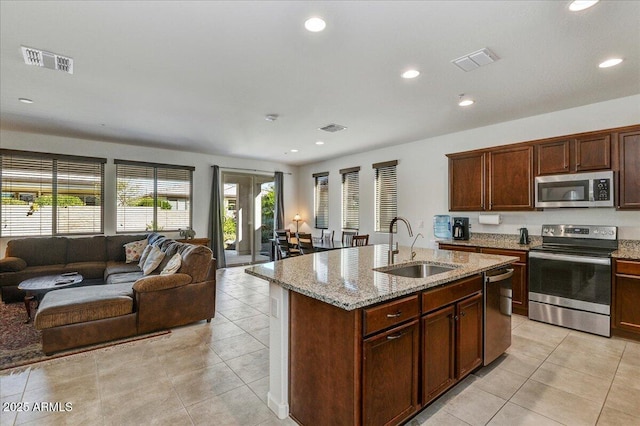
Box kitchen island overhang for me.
[246,245,518,423]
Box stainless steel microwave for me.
[535,171,614,208]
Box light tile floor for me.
[1,266,639,425]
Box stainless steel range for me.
[528,224,618,337]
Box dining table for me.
[312,240,350,251]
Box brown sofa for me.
[0,234,216,354]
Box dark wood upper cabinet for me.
[448,152,485,211]
[537,139,571,175]
[575,133,611,171]
[447,124,639,211]
[487,146,534,210]
[618,129,640,209]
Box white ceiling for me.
[1,1,639,166]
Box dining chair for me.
[275,230,299,259]
[351,234,369,247]
[321,229,335,242]
[296,232,315,255]
[341,230,358,246]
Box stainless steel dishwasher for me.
[483,267,513,366]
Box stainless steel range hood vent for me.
[21,46,74,74]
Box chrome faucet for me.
[388,216,413,265]
[410,233,424,260]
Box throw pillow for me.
[138,244,154,269]
[0,257,28,272]
[124,239,148,263]
[142,246,165,275]
[160,253,182,275]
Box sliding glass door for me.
[222,172,274,266]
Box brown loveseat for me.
[0,233,216,354]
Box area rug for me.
[1,301,170,371]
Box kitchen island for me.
[246,244,517,425]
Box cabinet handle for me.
[454,315,459,321]
[386,332,404,340]
[386,311,402,318]
[460,311,466,317]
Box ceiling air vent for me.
[319,123,347,133]
[451,48,498,72]
[21,46,74,74]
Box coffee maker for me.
[452,217,470,240]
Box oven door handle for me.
[529,251,611,265]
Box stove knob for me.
[594,229,599,234]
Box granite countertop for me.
[613,240,640,260]
[437,232,541,251]
[437,233,640,260]
[245,244,517,311]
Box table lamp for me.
[293,214,301,233]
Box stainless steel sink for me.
[379,263,456,278]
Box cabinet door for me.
[614,274,640,335]
[363,320,419,426]
[422,305,456,405]
[456,293,483,379]
[448,152,485,211]
[618,129,640,209]
[575,133,611,171]
[537,139,571,175]
[487,146,534,210]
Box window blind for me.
[313,172,329,229]
[341,167,360,230]
[373,160,398,233]
[115,160,193,233]
[0,150,105,237]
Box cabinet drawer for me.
[422,275,482,313]
[480,248,527,263]
[363,295,420,336]
[439,244,478,253]
[617,260,640,276]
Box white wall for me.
[297,95,640,248]
[0,129,299,253]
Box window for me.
[373,160,398,233]
[313,172,329,229]
[115,160,193,233]
[0,149,105,237]
[341,167,360,230]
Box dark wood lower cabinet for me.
[456,293,483,377]
[289,276,485,426]
[422,292,483,406]
[363,320,419,426]
[612,259,640,341]
[422,305,456,404]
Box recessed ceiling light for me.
[290,149,299,153]
[599,58,623,68]
[401,69,420,79]
[458,94,475,107]
[315,141,325,145]
[305,17,326,32]
[19,98,34,104]
[265,114,279,122]
[568,1,599,12]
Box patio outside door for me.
[222,172,274,266]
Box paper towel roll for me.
[479,214,501,225]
